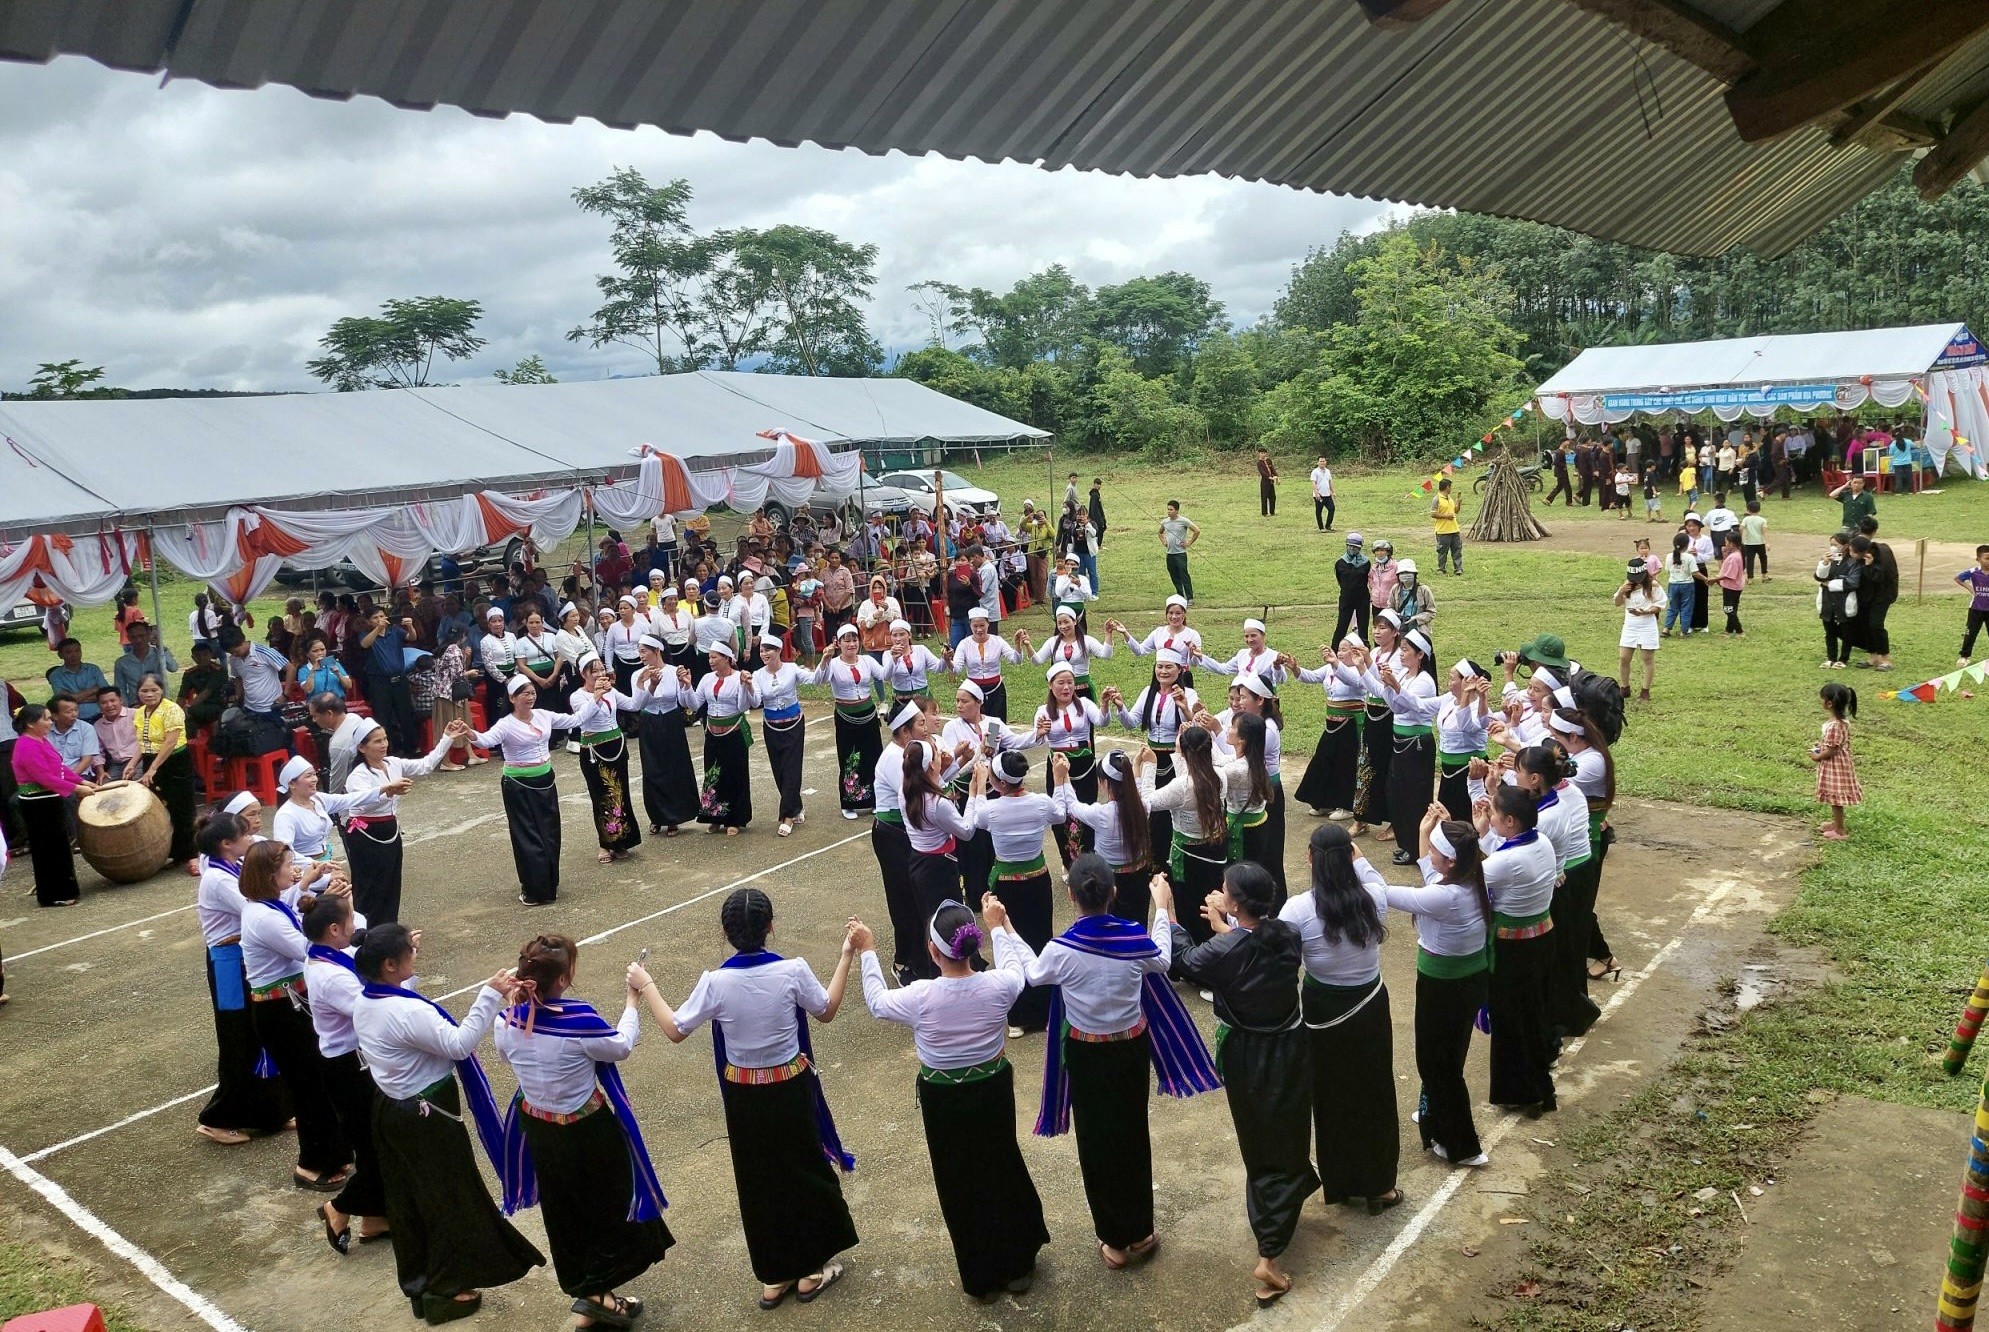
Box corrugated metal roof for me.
[2,0,1985,257]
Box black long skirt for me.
[1303,977,1399,1201]
[1353,701,1394,825]
[1065,1030,1154,1249]
[1588,825,1615,962]
[1172,836,1229,946]
[502,770,562,904]
[611,656,643,734]
[908,848,965,924]
[1112,863,1153,927]
[374,1079,544,1301]
[1489,931,1558,1111]
[1145,750,1177,856]
[19,790,78,906]
[719,1073,859,1285]
[250,996,349,1175]
[834,706,882,812]
[1293,711,1360,814]
[1692,577,1710,631]
[637,710,699,830]
[1262,781,1289,905]
[1220,1022,1320,1258]
[345,817,404,925]
[1414,969,1486,1163]
[918,1063,1048,1297]
[156,747,197,863]
[1437,756,1474,823]
[580,736,642,852]
[763,717,806,821]
[871,819,927,981]
[322,1051,388,1219]
[521,1105,675,1297]
[979,678,1010,722]
[697,724,752,828]
[1551,857,1605,1037]
[990,868,1054,1032]
[957,825,995,910]
[1049,751,1098,866]
[198,947,290,1134]
[1386,732,1435,849]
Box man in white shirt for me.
[1310,456,1336,532]
[225,630,288,722]
[309,693,370,793]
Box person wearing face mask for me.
[1390,560,1435,631]
[1331,534,1371,646]
[1366,540,1399,629]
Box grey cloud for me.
[1,57,1394,393]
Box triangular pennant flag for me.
[1421,480,1434,492]
[1966,663,1987,683]
[1910,682,1939,702]
[1474,442,1486,453]
[1481,434,1495,445]
[1879,690,1898,701]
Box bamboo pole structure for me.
[1937,964,1989,1332]
[1466,449,1550,542]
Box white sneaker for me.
[1007,1026,1025,1039]
[1198,989,1215,1003]
[1456,1152,1491,1168]
[842,809,858,821]
[1329,808,1355,821]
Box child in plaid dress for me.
[1811,683,1860,841]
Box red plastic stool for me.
[3,1305,108,1332]
[226,750,287,807]
[291,727,321,766]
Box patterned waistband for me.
[872,809,904,827]
[706,716,746,737]
[834,701,878,720]
[993,854,1048,881]
[250,975,306,1003]
[918,1055,1009,1086]
[1327,701,1363,714]
[1068,1019,1148,1044]
[1495,912,1555,941]
[967,676,1004,688]
[1439,752,1480,771]
[762,704,803,723]
[518,1089,606,1124]
[504,762,553,779]
[723,1054,810,1085]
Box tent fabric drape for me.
[721,431,866,512]
[0,530,147,623]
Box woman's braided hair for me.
[721,887,774,952]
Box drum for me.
[77,782,171,884]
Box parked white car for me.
[879,469,1002,517]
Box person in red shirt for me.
[594,535,634,594]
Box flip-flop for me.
[1124,1235,1160,1266]
[1255,1280,1292,1310]
[570,1295,635,1328]
[757,1283,794,1311]
[795,1262,844,1303]
[1098,1242,1128,1271]
[316,1203,350,1255]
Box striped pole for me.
[1947,965,1989,1076]
[1937,1087,1989,1332]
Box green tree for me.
[1185,331,1258,447]
[1089,346,1207,461]
[493,354,557,385]
[925,266,1094,369]
[1089,272,1226,377]
[567,167,710,373]
[26,360,107,399]
[307,296,486,391]
[730,225,883,376]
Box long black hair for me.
[901,742,947,831]
[1234,712,1272,810]
[1433,818,1492,935]
[1097,750,1151,870]
[1177,726,1227,842]
[1306,824,1384,948]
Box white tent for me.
[1535,323,1989,479]
[0,372,1047,614]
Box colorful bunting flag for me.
[1889,659,1984,701]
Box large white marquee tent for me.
[1534,323,1989,481]
[0,371,1047,616]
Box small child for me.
[1810,682,1860,842]
[1956,544,1989,668]
[1740,500,1769,583]
[1718,532,1746,636]
[1662,531,1700,636]
[1614,464,1634,518]
[1642,468,1662,523]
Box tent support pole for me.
[145,525,164,634]
[584,487,597,601]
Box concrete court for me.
[0,707,1802,1332]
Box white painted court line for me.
[1306,874,1741,1332]
[0,1144,250,1332]
[19,1086,219,1166]
[8,903,198,962]
[24,828,877,1158]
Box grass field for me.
[5,454,1989,1329]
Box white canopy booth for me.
[1535,323,1989,481]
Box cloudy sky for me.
[0,56,1401,393]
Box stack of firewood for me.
[1468,451,1550,542]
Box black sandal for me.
[570,1294,637,1327]
[757,1283,794,1311]
[796,1262,845,1303]
[316,1203,350,1255]
[1367,1188,1406,1216]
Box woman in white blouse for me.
[753,634,813,836]
[565,656,641,863]
[1137,725,1230,946]
[852,901,1048,1302]
[237,841,351,1193]
[812,626,888,818]
[1278,823,1401,1214]
[192,813,291,1144]
[271,754,385,873]
[343,716,468,923]
[471,676,585,905]
[301,892,389,1252]
[1064,748,1155,923]
[1030,661,1105,864]
[900,739,980,927]
[1021,606,1112,701]
[678,640,758,834]
[974,749,1074,1035]
[494,935,671,1329]
[1370,629,1441,867]
[630,889,857,1309]
[629,635,698,837]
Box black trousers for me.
[1722,587,1743,634]
[344,817,403,924]
[871,820,925,980]
[365,671,418,757]
[1331,598,1369,647]
[1489,932,1558,1111]
[1260,478,1277,516]
[322,1051,388,1219]
[1742,542,1768,577]
[1165,553,1193,601]
[1963,608,1989,659]
[1313,495,1336,529]
[250,996,349,1175]
[1824,618,1856,663]
[1414,969,1485,1163]
[1552,859,1604,1037]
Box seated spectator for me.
[47,694,103,784]
[113,620,178,705]
[45,639,110,721]
[92,687,138,778]
[177,642,230,730]
[221,626,288,724]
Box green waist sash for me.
[919,1055,1009,1086]
[503,761,552,779]
[1416,945,1489,980]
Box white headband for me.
[927,909,975,960]
[648,570,666,582]
[1055,607,1077,622]
[1377,609,1403,630]
[1452,658,1481,680]
[559,601,578,619]
[1533,668,1564,693]
[835,624,859,639]
[1165,594,1188,611]
[1237,672,1274,700]
[1404,629,1432,657]
[1045,661,1075,683]
[1155,647,1187,667]
[353,717,384,742]
[1430,825,1457,860]
[638,633,666,652]
[484,608,505,622]
[1242,618,1266,635]
[618,596,636,608]
[890,701,924,732]
[956,680,985,702]
[276,757,313,793]
[1100,749,1131,782]
[708,640,736,660]
[1549,712,1582,734]
[507,674,533,696]
[1552,685,1576,709]
[223,791,260,815]
[967,607,990,621]
[889,619,912,634]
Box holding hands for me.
[980,892,1010,930]
[846,918,876,953]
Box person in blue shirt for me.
[45,639,111,721]
[437,553,464,598]
[112,620,178,705]
[1887,434,1917,493]
[359,608,419,758]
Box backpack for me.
[210,707,289,759]
[1567,666,1626,745]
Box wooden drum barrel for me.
[77,782,171,884]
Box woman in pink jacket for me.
[11,703,101,907]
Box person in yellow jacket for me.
[1429,478,1464,576]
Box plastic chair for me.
[226,750,287,807]
[291,727,321,766]
[2,1305,108,1332]
[188,731,225,796]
